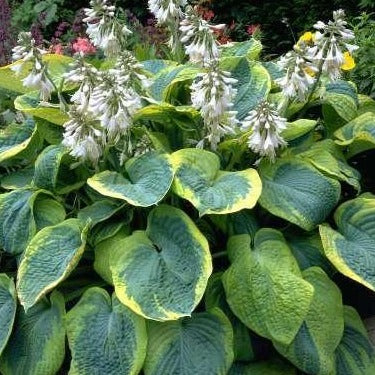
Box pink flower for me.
[72,37,96,55]
[246,24,260,35]
[52,43,64,54]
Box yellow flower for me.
[298,31,315,44]
[341,52,356,71]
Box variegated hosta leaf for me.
[0,291,66,375]
[33,144,68,191]
[319,193,375,291]
[259,158,341,231]
[274,267,344,375]
[334,112,375,158]
[334,306,375,374]
[324,80,358,122]
[205,272,255,362]
[229,358,297,375]
[0,274,17,356]
[77,200,124,227]
[0,189,53,255]
[144,308,234,375]
[219,57,271,120]
[14,92,69,125]
[17,219,88,310]
[222,230,314,345]
[171,148,262,215]
[33,196,66,230]
[282,119,317,142]
[295,139,361,191]
[87,151,173,207]
[1,166,35,189]
[220,39,262,60]
[110,205,212,321]
[0,54,74,94]
[286,231,334,275]
[0,117,41,164]
[66,287,147,375]
[94,227,130,284]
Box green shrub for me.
[0,1,374,374]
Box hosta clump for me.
[0,1,375,374]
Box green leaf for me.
[77,200,124,227]
[0,291,66,375]
[0,54,74,94]
[205,273,255,362]
[259,158,341,231]
[33,196,66,230]
[0,117,40,164]
[1,166,34,189]
[66,287,147,375]
[319,193,375,291]
[144,308,234,375]
[0,189,39,255]
[94,226,130,284]
[14,92,69,125]
[220,39,262,60]
[229,358,297,375]
[87,151,173,207]
[286,231,334,275]
[171,148,262,215]
[273,267,344,375]
[334,306,375,375]
[282,119,317,142]
[222,230,314,345]
[110,205,212,321]
[229,60,271,120]
[142,59,178,75]
[33,144,68,191]
[324,80,358,122]
[296,139,361,191]
[17,219,88,310]
[0,274,16,356]
[334,112,375,158]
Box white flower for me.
[191,61,238,149]
[62,106,104,165]
[148,0,186,25]
[89,68,142,142]
[308,9,358,81]
[276,45,317,101]
[64,52,100,110]
[11,32,54,100]
[242,101,287,161]
[84,0,131,57]
[180,6,223,66]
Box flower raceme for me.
[191,61,238,150]
[180,6,225,66]
[83,0,131,57]
[11,32,55,101]
[148,0,187,25]
[308,9,358,81]
[242,101,287,161]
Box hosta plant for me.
[0,1,374,374]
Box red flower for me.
[72,37,96,54]
[246,24,260,35]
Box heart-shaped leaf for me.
[144,308,234,375]
[171,148,262,215]
[87,152,173,207]
[110,204,212,321]
[223,230,314,345]
[67,287,147,375]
